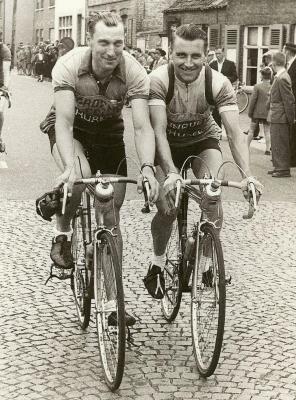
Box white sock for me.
[152,254,166,270]
[53,228,73,242]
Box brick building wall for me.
[34,0,55,43]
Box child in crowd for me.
[247,67,272,155]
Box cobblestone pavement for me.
[1,199,296,400]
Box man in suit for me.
[268,51,295,178]
[210,48,238,127]
[211,47,238,83]
[283,42,296,167]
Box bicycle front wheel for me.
[191,223,225,377]
[94,231,125,391]
[161,215,183,322]
[71,207,91,330]
[236,90,249,113]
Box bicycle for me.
[66,172,149,391]
[161,166,257,377]
[234,82,249,113]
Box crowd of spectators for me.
[125,46,168,73]
[15,38,74,82]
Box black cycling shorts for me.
[164,137,221,170]
[48,129,127,176]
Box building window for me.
[49,28,54,42]
[36,0,44,10]
[49,0,55,7]
[243,26,269,86]
[36,28,44,43]
[59,16,73,39]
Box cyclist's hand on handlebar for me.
[241,176,263,203]
[163,172,184,212]
[137,171,159,204]
[54,166,76,197]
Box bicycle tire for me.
[161,215,183,322]
[236,90,249,113]
[191,223,225,377]
[94,231,125,391]
[71,207,91,330]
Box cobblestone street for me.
[1,198,296,400]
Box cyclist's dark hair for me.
[173,24,208,52]
[87,11,123,36]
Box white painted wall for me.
[55,0,86,45]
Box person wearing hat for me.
[284,42,296,167]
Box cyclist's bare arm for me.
[54,90,76,171]
[149,104,178,175]
[131,98,159,202]
[221,109,251,177]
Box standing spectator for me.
[133,47,146,66]
[211,47,238,83]
[16,42,26,75]
[210,47,238,127]
[24,45,32,75]
[267,51,295,178]
[34,48,46,82]
[283,42,296,167]
[152,48,167,70]
[0,39,11,153]
[247,67,271,154]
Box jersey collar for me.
[78,48,126,83]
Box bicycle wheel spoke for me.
[94,232,125,391]
[191,224,225,377]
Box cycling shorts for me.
[48,129,127,176]
[163,138,221,170]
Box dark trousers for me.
[270,123,290,171]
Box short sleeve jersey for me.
[0,44,11,87]
[149,64,238,147]
[52,47,149,139]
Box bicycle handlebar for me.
[174,178,258,220]
[61,176,151,215]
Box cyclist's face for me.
[90,21,124,72]
[172,37,206,83]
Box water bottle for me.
[200,182,221,222]
[184,236,195,261]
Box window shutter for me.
[269,24,284,49]
[208,24,220,50]
[225,25,240,64]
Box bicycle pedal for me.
[225,275,232,285]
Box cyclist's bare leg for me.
[52,139,92,233]
[95,179,126,263]
[192,148,223,230]
[151,167,177,258]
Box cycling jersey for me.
[52,47,149,145]
[149,64,238,148]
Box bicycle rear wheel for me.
[191,223,225,377]
[236,89,249,113]
[161,215,183,322]
[71,207,91,330]
[94,231,125,391]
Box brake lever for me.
[243,182,257,220]
[175,180,182,209]
[143,179,151,212]
[61,183,68,215]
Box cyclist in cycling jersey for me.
[144,24,262,299]
[50,12,158,276]
[0,39,11,153]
